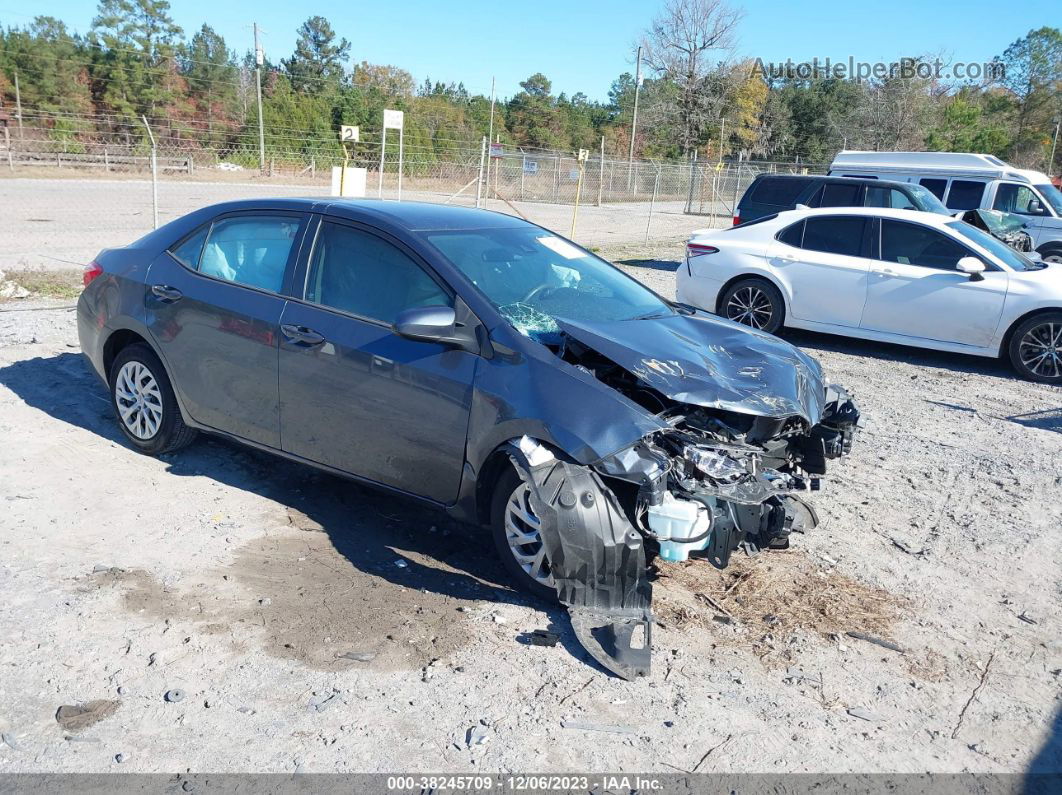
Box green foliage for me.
[0,8,1058,173]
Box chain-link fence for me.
[1,111,825,272]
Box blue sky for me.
[1,0,1056,100]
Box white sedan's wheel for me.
[1017,321,1062,380]
[719,278,785,334]
[1008,312,1062,384]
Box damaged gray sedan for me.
[78,199,860,680]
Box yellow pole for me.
[339,142,349,196]
[570,161,585,239]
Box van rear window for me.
[747,177,812,206]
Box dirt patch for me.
[652,550,908,666]
[226,530,472,672]
[81,525,474,673]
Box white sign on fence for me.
[383,109,404,130]
[489,142,504,159]
[340,125,360,142]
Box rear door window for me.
[777,220,804,247]
[198,215,302,292]
[748,177,811,206]
[800,216,866,257]
[945,180,986,210]
[880,219,970,270]
[818,182,863,208]
[169,224,210,269]
[919,178,947,200]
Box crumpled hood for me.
[555,312,827,424]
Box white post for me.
[141,115,159,230]
[378,127,387,198]
[397,126,404,201]
[476,136,486,208]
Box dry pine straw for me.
[651,550,908,662]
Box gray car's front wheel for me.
[108,343,197,455]
[490,467,558,602]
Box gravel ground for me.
[0,247,1060,775]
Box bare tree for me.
[641,0,744,155]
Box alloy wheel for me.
[1018,322,1062,379]
[114,360,164,440]
[504,483,555,589]
[726,285,773,329]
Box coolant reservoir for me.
[647,493,713,562]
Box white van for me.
[828,151,1062,262]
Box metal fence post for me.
[141,115,159,230]
[597,137,604,207]
[686,150,698,214]
[476,136,486,208]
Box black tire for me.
[108,342,197,455]
[719,277,785,334]
[1037,247,1062,265]
[1007,312,1062,385]
[489,467,558,602]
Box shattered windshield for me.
[907,183,950,214]
[426,227,672,340]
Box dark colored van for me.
[734,174,949,225]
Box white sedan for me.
[676,206,1062,384]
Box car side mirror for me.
[956,256,986,281]
[393,305,479,352]
[1027,198,1044,215]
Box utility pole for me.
[1049,119,1060,177]
[13,70,23,140]
[254,23,265,172]
[627,45,641,192]
[485,77,496,200]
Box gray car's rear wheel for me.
[108,343,197,455]
[490,467,558,601]
[720,278,785,334]
[1008,312,1062,384]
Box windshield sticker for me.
[537,236,584,260]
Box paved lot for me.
[0,176,716,272]
[0,245,1059,775]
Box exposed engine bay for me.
[510,328,862,680]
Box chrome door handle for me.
[281,324,325,345]
[150,284,183,302]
